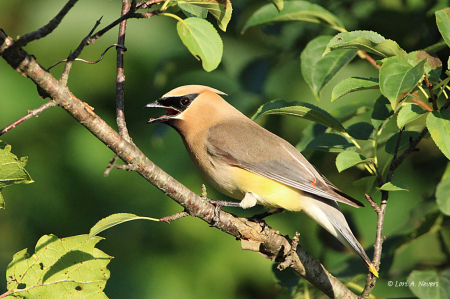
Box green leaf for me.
[408,269,450,299]
[397,103,428,128]
[295,123,327,153]
[353,176,377,193]
[304,133,355,152]
[301,35,357,100]
[346,122,375,140]
[241,1,345,33]
[270,0,284,12]
[89,213,159,238]
[371,96,394,129]
[178,0,232,31]
[177,18,223,72]
[179,3,208,18]
[437,166,450,215]
[324,31,408,59]
[385,131,421,154]
[331,77,379,101]
[436,8,450,48]
[408,50,442,82]
[427,109,450,160]
[379,56,426,110]
[335,151,372,172]
[0,141,34,208]
[251,99,345,132]
[379,180,409,191]
[6,234,111,299]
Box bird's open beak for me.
[144,101,181,124]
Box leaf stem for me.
[159,12,184,22]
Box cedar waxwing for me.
[145,85,378,277]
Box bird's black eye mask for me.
[145,93,199,124]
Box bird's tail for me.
[301,197,379,277]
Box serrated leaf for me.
[0,141,33,208]
[379,56,426,110]
[397,104,428,128]
[379,180,409,191]
[331,77,379,102]
[336,151,371,172]
[427,109,450,160]
[178,0,232,31]
[89,213,159,238]
[251,99,345,132]
[385,131,421,154]
[6,234,111,299]
[324,31,408,59]
[241,1,345,33]
[346,122,375,140]
[436,8,450,49]
[179,3,208,18]
[177,18,223,72]
[437,169,450,215]
[408,269,450,299]
[304,133,355,152]
[301,35,357,100]
[408,50,442,82]
[371,96,394,129]
[295,123,327,152]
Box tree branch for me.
[1,29,359,299]
[116,0,132,142]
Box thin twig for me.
[424,74,439,110]
[0,100,56,136]
[359,50,381,70]
[104,155,137,176]
[116,0,132,143]
[47,44,126,70]
[12,0,79,49]
[60,17,103,85]
[160,211,189,223]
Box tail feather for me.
[301,196,378,277]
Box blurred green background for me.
[1,0,449,298]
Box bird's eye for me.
[180,97,190,106]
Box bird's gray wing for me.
[206,119,364,208]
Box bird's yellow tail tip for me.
[369,264,379,277]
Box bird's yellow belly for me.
[230,166,304,211]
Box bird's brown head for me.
[145,85,227,125]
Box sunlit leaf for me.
[6,234,111,299]
[0,141,33,208]
[89,213,159,238]
[397,103,428,128]
[179,3,208,18]
[379,56,425,110]
[301,35,357,100]
[242,1,345,33]
[324,31,407,59]
[427,109,450,160]
[178,0,232,31]
[251,99,345,132]
[270,0,284,12]
[379,180,409,191]
[177,18,223,72]
[408,50,442,82]
[336,151,372,172]
[331,77,379,102]
[436,8,450,48]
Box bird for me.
[145,85,378,277]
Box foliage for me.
[1,0,450,298]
